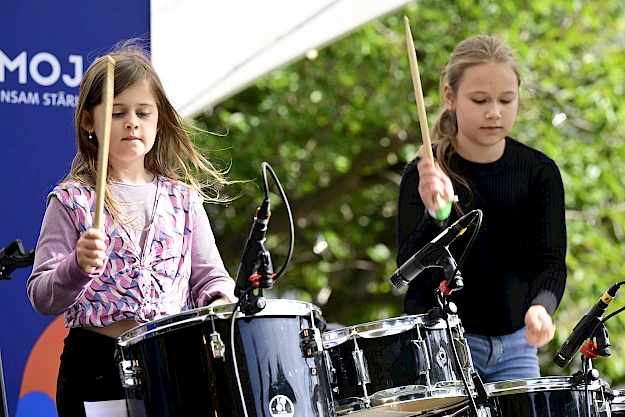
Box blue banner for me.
[0,2,150,416]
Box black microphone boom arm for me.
[0,239,35,280]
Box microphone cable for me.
[227,162,296,415]
[258,162,294,283]
[229,286,254,417]
[453,209,482,272]
[584,356,591,417]
[438,210,482,295]
[598,280,625,324]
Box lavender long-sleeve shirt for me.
[27,178,235,326]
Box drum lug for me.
[594,386,611,417]
[352,347,371,386]
[453,337,471,369]
[324,350,337,384]
[119,359,142,389]
[209,331,225,361]
[410,339,431,374]
[300,328,323,357]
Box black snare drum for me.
[424,377,613,417]
[483,377,613,417]
[117,299,334,417]
[322,314,473,416]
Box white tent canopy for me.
[151,0,413,118]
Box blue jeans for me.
[464,326,540,383]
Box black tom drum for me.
[117,299,334,417]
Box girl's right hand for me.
[417,159,455,212]
[76,228,107,274]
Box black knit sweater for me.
[396,137,567,336]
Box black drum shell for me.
[323,314,472,414]
[118,300,334,417]
[429,377,614,417]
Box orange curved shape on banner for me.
[19,316,68,401]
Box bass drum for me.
[117,299,334,417]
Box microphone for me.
[234,198,273,298]
[391,210,479,290]
[553,284,619,368]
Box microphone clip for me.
[581,322,611,359]
[439,268,463,296]
[249,249,275,291]
[579,340,599,360]
[438,248,463,296]
[237,243,274,316]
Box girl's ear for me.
[443,83,456,112]
[80,110,94,132]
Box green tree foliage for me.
[196,0,625,383]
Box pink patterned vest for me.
[51,177,198,327]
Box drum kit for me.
[1,160,623,417]
[111,163,622,417]
[114,295,620,417]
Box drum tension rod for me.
[208,314,226,361]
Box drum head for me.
[337,395,467,417]
[118,299,322,348]
[353,316,417,339]
[322,315,420,348]
[485,376,609,396]
[322,326,355,348]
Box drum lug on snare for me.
[352,346,371,386]
[410,339,431,375]
[453,337,471,369]
[324,350,337,384]
[119,359,142,389]
[210,331,225,360]
[300,328,323,357]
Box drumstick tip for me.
[106,55,116,66]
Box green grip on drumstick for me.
[435,201,453,221]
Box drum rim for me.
[370,382,468,406]
[117,299,323,347]
[322,314,460,347]
[485,376,611,396]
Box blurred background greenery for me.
[193,0,625,385]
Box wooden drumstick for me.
[93,56,116,232]
[403,16,452,220]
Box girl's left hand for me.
[524,305,556,347]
